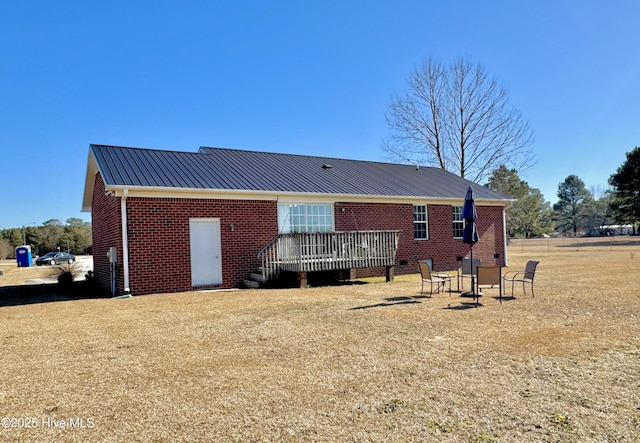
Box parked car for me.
[36,252,76,266]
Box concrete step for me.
[243,279,260,289]
[250,273,268,283]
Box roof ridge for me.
[198,146,433,169]
[91,144,196,156]
[93,144,446,171]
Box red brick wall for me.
[124,197,277,294]
[91,173,278,295]
[335,202,505,277]
[91,173,123,294]
[91,174,505,294]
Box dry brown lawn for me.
[1,238,639,442]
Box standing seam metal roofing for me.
[90,144,510,201]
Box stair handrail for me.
[257,233,282,282]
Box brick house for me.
[82,144,511,296]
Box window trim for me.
[413,204,429,240]
[277,203,334,234]
[452,205,465,239]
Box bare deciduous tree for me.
[384,57,535,183]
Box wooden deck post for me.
[298,271,308,288]
[385,266,395,282]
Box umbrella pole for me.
[470,245,478,306]
[470,245,473,291]
[468,245,482,306]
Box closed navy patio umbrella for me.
[462,186,479,246]
[462,186,480,300]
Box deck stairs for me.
[243,267,271,289]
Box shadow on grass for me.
[0,280,111,307]
[443,301,483,310]
[349,295,425,310]
[350,291,517,311]
[495,295,516,303]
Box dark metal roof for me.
[90,144,510,201]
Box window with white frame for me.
[452,205,464,238]
[413,205,429,240]
[278,204,333,233]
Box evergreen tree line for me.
[487,146,640,238]
[0,218,91,260]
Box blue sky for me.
[1,0,638,229]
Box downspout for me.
[121,189,131,293]
[502,206,508,267]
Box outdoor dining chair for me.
[503,260,539,298]
[476,265,503,303]
[457,258,481,291]
[418,260,451,296]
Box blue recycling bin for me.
[16,245,32,267]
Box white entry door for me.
[189,218,222,286]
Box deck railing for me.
[258,230,401,281]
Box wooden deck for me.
[258,230,401,285]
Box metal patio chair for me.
[503,260,539,298]
[418,260,451,296]
[476,265,503,303]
